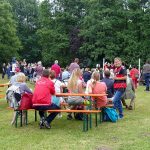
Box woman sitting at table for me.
[67,68,84,120]
[86,71,107,108]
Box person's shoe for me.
[39,117,45,129]
[128,106,133,110]
[43,120,51,129]
[57,113,62,118]
[67,114,73,120]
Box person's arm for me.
[23,83,32,93]
[78,80,83,93]
[50,82,55,95]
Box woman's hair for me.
[16,73,26,82]
[91,71,100,86]
[114,57,122,62]
[68,68,81,91]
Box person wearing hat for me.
[51,60,61,79]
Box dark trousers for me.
[144,73,150,91]
[35,103,60,124]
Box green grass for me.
[0,78,150,150]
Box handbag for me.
[19,93,33,110]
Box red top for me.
[114,66,127,89]
[92,82,107,108]
[130,68,139,80]
[32,77,55,106]
[51,64,61,78]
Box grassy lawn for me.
[0,78,150,150]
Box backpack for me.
[74,105,84,121]
[103,108,119,122]
[6,85,21,110]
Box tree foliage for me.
[0,1,21,64]
[0,0,149,66]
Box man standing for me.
[32,69,60,129]
[143,59,150,91]
[51,60,61,79]
[113,57,127,119]
[68,58,80,74]
[130,65,139,89]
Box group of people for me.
[6,57,150,129]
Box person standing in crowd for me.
[121,74,135,110]
[113,57,127,119]
[101,70,114,99]
[130,65,139,89]
[68,58,80,74]
[32,69,60,129]
[51,60,61,79]
[143,59,150,91]
[83,68,91,83]
[2,63,6,79]
[61,66,70,81]
[6,63,11,79]
[35,61,43,81]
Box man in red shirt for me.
[130,65,139,89]
[113,57,127,119]
[32,69,60,129]
[51,60,61,79]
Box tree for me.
[7,0,40,62]
[0,1,21,64]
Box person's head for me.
[104,70,110,78]
[114,57,122,68]
[49,70,56,80]
[16,73,26,82]
[42,69,50,78]
[15,67,21,74]
[74,58,79,64]
[68,68,82,90]
[54,60,58,64]
[91,71,100,81]
[37,61,42,66]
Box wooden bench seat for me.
[47,109,102,132]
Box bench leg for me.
[95,113,98,127]
[89,114,92,129]
[15,111,18,128]
[25,111,28,125]
[20,110,22,127]
[35,110,37,122]
[86,114,89,131]
[83,114,88,132]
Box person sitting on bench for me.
[32,69,60,129]
[67,68,84,120]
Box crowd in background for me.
[4,57,150,128]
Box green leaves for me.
[0,2,21,64]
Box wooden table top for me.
[0,83,9,87]
[55,93,107,97]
